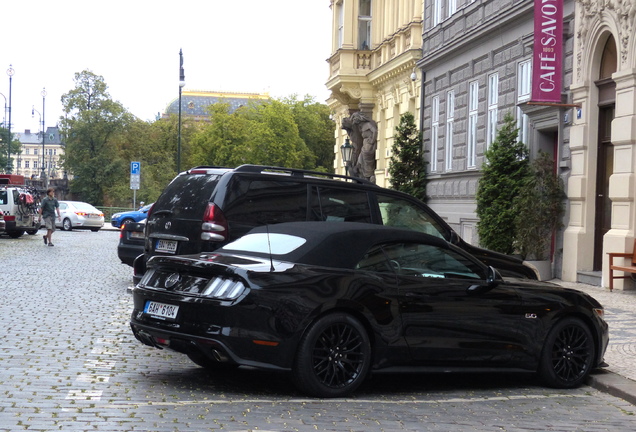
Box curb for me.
[587,369,636,406]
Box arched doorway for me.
[593,35,617,270]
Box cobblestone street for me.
[1,230,636,431]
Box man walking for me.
[39,188,61,247]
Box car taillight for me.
[146,203,155,219]
[201,203,227,242]
[202,277,246,300]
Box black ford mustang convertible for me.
[130,222,608,397]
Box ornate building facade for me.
[326,0,423,186]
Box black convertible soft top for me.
[220,221,458,269]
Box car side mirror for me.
[449,230,460,245]
[468,266,500,294]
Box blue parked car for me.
[111,203,153,228]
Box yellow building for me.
[326,0,423,186]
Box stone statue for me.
[341,112,378,183]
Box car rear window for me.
[153,174,221,218]
[223,178,308,225]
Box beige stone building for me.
[565,0,636,289]
[15,127,63,181]
[326,0,423,185]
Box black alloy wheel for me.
[538,317,595,388]
[293,313,371,398]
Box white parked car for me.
[56,201,104,232]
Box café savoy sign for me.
[532,0,563,103]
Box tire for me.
[62,218,72,231]
[7,230,24,238]
[292,313,371,398]
[90,228,100,232]
[26,230,38,235]
[186,351,238,371]
[538,317,595,388]
[121,218,134,226]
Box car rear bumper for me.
[129,320,289,371]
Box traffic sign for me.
[131,161,141,175]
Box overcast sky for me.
[1,0,333,134]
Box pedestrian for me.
[39,188,61,247]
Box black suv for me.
[135,165,537,280]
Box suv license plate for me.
[156,239,177,253]
[144,301,179,320]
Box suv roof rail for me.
[232,164,376,185]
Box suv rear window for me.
[224,179,308,225]
[310,186,372,223]
[153,174,221,218]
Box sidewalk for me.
[552,279,636,405]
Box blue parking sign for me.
[131,161,140,175]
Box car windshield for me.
[221,233,306,255]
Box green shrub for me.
[514,151,565,260]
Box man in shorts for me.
[39,188,61,246]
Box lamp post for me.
[340,137,353,176]
[177,49,185,174]
[32,106,42,179]
[40,88,47,186]
[6,65,14,173]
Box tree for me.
[475,112,529,255]
[60,70,134,205]
[0,126,21,173]
[190,99,316,169]
[388,112,427,202]
[284,95,336,172]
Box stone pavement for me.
[552,279,636,405]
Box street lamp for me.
[40,88,47,186]
[177,48,185,174]
[6,65,14,173]
[32,106,42,179]
[340,137,353,176]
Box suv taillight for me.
[201,203,228,242]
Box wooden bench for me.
[608,239,636,291]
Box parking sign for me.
[131,161,140,175]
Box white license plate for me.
[156,239,178,253]
[144,301,179,320]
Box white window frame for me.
[445,90,455,172]
[338,2,344,49]
[468,81,479,168]
[448,0,457,16]
[517,60,532,144]
[487,73,499,149]
[431,96,440,172]
[358,0,372,50]
[433,0,442,27]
